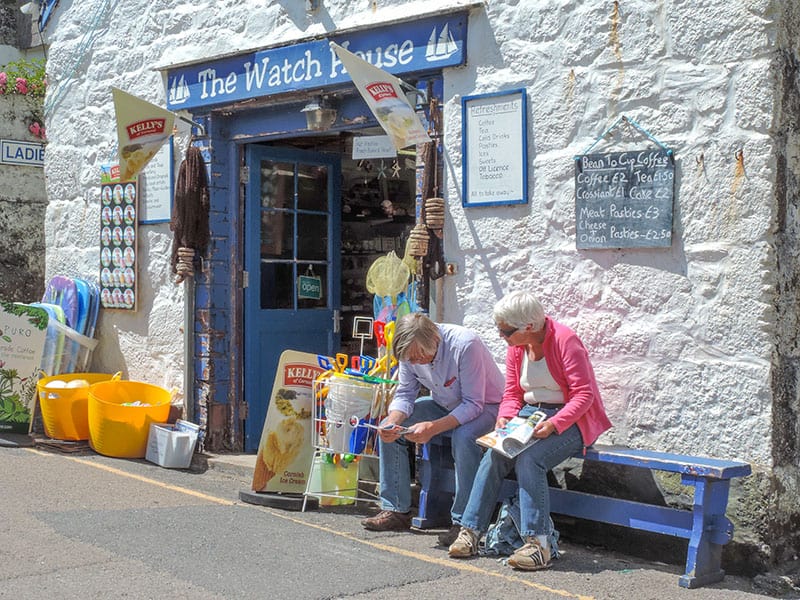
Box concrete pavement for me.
[0,443,788,599]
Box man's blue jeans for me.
[458,404,584,537]
[378,396,498,523]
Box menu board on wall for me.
[99,165,138,310]
[462,88,527,207]
[139,140,173,224]
[574,149,674,249]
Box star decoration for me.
[376,160,388,179]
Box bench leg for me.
[679,476,732,589]
[412,442,454,529]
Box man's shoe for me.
[448,527,479,558]
[437,524,460,546]
[361,510,412,531]
[507,537,551,570]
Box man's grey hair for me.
[493,291,546,330]
[392,313,441,361]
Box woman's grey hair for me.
[393,313,441,361]
[493,291,546,330]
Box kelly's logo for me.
[365,82,397,102]
[126,119,166,140]
[283,363,324,387]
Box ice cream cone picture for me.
[252,448,276,491]
[251,417,304,491]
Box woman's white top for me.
[520,352,563,405]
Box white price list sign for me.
[462,89,527,207]
[139,140,174,224]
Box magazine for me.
[476,410,548,458]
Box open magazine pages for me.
[476,410,548,459]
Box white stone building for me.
[40,0,800,572]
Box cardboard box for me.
[145,419,199,468]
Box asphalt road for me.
[0,444,780,600]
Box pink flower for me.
[29,122,40,136]
[15,77,28,94]
[0,72,6,86]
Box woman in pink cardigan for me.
[448,291,612,571]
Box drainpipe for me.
[184,276,195,423]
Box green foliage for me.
[0,301,49,330]
[0,368,31,424]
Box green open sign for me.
[297,275,322,300]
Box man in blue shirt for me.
[362,313,504,537]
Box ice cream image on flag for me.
[112,87,175,181]
[330,42,431,150]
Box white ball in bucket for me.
[44,379,68,389]
[66,379,90,388]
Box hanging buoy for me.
[175,247,196,283]
[424,197,445,230]
[408,223,429,257]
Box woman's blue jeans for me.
[458,404,584,537]
[378,396,498,522]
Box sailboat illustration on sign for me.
[425,23,458,62]
[169,75,190,106]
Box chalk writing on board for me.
[574,149,674,249]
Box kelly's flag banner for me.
[330,42,430,150]
[112,87,175,181]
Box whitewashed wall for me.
[443,0,780,468]
[41,0,797,560]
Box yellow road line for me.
[27,448,594,600]
[26,448,234,506]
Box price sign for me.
[462,89,527,207]
[574,149,675,249]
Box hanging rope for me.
[171,144,210,283]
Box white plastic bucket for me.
[325,377,375,453]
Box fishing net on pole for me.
[171,145,210,283]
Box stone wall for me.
[0,93,46,302]
[770,0,800,567]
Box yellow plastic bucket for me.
[37,373,118,441]
[88,380,172,458]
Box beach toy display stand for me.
[304,372,395,508]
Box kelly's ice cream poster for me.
[330,42,430,151]
[0,302,48,433]
[112,87,175,182]
[251,350,323,494]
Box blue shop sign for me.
[166,13,467,111]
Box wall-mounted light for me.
[301,96,337,131]
[404,88,427,110]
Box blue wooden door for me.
[244,145,341,452]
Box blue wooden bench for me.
[413,435,752,589]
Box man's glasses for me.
[498,325,520,338]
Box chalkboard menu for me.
[575,149,674,249]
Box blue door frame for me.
[243,145,341,452]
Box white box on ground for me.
[146,419,199,468]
